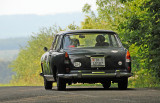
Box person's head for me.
[96,35,105,43]
[70,39,80,47]
[73,39,80,47]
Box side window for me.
[55,36,62,51]
[50,35,57,50]
[110,35,118,47]
[53,36,59,50]
[104,35,109,43]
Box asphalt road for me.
[0,86,160,103]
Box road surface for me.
[0,86,160,103]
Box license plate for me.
[91,57,105,67]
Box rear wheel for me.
[44,77,52,90]
[102,81,111,89]
[56,70,66,91]
[118,77,128,90]
[57,77,66,91]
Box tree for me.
[118,0,160,87]
[81,0,160,87]
[10,26,61,85]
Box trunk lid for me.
[66,47,126,71]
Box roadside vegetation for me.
[0,60,14,84]
[5,0,160,88]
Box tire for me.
[102,81,111,89]
[57,77,66,91]
[44,77,52,90]
[56,70,66,91]
[118,77,128,90]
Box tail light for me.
[64,52,70,73]
[65,52,69,58]
[128,67,131,72]
[64,52,69,64]
[126,50,131,72]
[126,50,131,62]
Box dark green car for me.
[40,30,132,90]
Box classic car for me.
[40,29,132,90]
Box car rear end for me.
[58,30,132,89]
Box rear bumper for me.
[58,71,133,79]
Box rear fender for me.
[50,53,66,75]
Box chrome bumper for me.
[58,71,133,79]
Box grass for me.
[1,81,160,88]
[0,84,14,86]
[70,83,118,88]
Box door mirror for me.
[43,47,48,52]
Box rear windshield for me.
[63,33,121,49]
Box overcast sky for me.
[0,0,98,39]
[0,0,97,15]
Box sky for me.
[0,0,97,39]
[0,0,97,15]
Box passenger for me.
[95,35,109,46]
[68,39,80,48]
[72,39,80,47]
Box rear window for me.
[63,33,121,49]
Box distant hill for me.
[0,60,14,83]
[0,37,29,61]
[0,37,29,83]
[0,12,85,38]
[0,37,29,50]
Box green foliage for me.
[117,0,160,87]
[129,69,160,88]
[10,26,61,86]
[81,0,160,87]
[67,22,80,30]
[82,4,91,14]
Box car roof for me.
[57,29,116,35]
